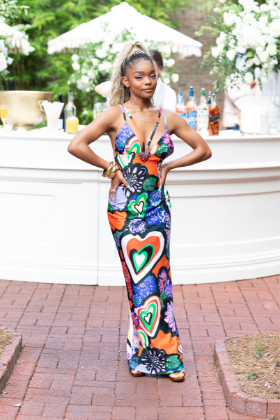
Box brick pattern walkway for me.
[0,275,279,420]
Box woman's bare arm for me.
[67,107,119,170]
[67,106,129,200]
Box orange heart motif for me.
[121,232,165,284]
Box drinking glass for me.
[0,105,8,130]
[93,102,103,119]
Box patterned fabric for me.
[108,106,184,376]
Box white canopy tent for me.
[47,2,202,57]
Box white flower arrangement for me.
[68,27,179,94]
[196,0,280,91]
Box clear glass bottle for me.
[64,90,77,133]
[175,87,186,120]
[197,85,209,134]
[187,82,197,131]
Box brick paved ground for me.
[0,275,279,420]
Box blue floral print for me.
[149,189,162,207]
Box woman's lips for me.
[143,89,153,92]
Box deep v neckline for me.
[122,105,163,153]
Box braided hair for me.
[108,41,154,107]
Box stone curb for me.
[214,337,280,420]
[0,329,22,394]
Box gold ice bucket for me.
[0,91,53,131]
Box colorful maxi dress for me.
[108,105,184,376]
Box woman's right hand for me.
[108,171,129,201]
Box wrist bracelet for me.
[107,164,119,178]
[102,162,114,178]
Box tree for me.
[4,0,193,123]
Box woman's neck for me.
[125,93,154,111]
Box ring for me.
[111,188,116,193]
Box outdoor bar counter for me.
[0,128,279,285]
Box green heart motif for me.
[128,193,147,218]
[139,302,157,332]
[130,245,155,274]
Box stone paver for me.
[0,275,278,420]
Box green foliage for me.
[0,0,28,20]
[4,0,190,124]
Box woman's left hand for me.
[160,163,172,187]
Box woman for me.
[68,41,212,381]
[95,49,176,111]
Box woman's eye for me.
[151,75,156,79]
[135,77,142,80]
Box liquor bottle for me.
[64,90,79,134]
[187,82,197,131]
[176,87,186,120]
[208,92,220,136]
[197,84,209,134]
[207,91,212,134]
[58,93,64,130]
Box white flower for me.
[0,39,6,52]
[259,50,269,62]
[219,0,226,3]
[72,62,80,71]
[111,43,124,53]
[235,45,246,54]
[95,48,107,59]
[163,78,170,84]
[270,10,279,18]
[246,58,255,67]
[162,45,171,55]
[244,72,253,83]
[224,12,236,26]
[77,78,89,91]
[260,4,269,12]
[269,19,280,37]
[254,56,261,65]
[216,32,227,46]
[71,54,79,62]
[7,57,13,65]
[263,62,268,68]
[98,61,112,71]
[254,67,261,77]
[0,52,7,72]
[229,39,236,48]
[104,35,114,45]
[102,42,109,51]
[259,15,268,24]
[92,58,98,67]
[171,73,179,83]
[267,44,277,55]
[166,58,175,67]
[88,69,94,78]
[256,45,264,56]
[81,75,89,84]
[212,47,222,58]
[226,49,236,61]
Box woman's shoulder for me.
[100,105,123,118]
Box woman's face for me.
[123,59,157,100]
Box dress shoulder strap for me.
[163,108,167,130]
[120,104,126,121]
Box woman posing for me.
[68,42,212,382]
